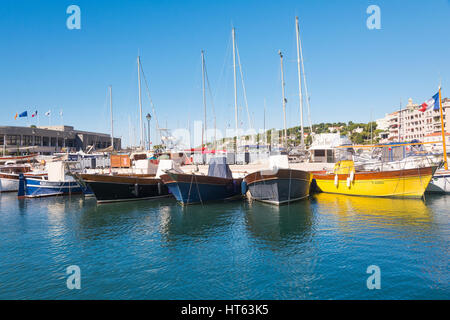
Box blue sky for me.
[1,0,449,146]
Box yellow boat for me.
[312,160,438,198]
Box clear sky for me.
[1,0,449,147]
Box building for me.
[377,97,450,142]
[0,125,121,154]
[423,132,450,152]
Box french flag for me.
[31,110,38,117]
[419,92,439,112]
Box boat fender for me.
[134,183,139,197]
[347,177,351,188]
[241,180,248,195]
[334,174,338,187]
[18,173,26,198]
[350,170,355,182]
[157,182,162,195]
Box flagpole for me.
[438,86,448,170]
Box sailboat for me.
[159,50,243,205]
[242,29,312,205]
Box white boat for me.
[0,164,46,192]
[426,169,450,193]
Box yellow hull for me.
[314,171,434,199]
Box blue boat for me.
[17,161,93,198]
[159,157,242,205]
[18,175,84,198]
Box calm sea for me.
[0,192,448,299]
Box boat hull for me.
[426,170,450,193]
[243,169,312,205]
[313,166,437,198]
[19,177,83,198]
[80,174,170,203]
[160,172,242,205]
[0,176,18,192]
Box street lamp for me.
[146,113,151,151]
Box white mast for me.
[137,55,144,149]
[201,50,207,149]
[109,85,114,150]
[232,27,239,154]
[295,16,305,148]
[297,23,313,135]
[279,50,287,148]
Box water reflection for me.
[243,200,314,249]
[311,193,434,230]
[159,201,244,243]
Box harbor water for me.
[0,192,448,299]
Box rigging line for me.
[235,44,253,131]
[297,22,313,134]
[138,59,161,139]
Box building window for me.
[43,137,50,146]
[34,136,41,146]
[51,137,56,146]
[23,135,33,146]
[0,135,4,145]
[6,135,20,145]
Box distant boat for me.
[313,160,438,198]
[0,153,38,165]
[242,155,312,205]
[160,157,243,205]
[17,161,90,198]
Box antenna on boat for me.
[201,50,207,150]
[232,27,239,158]
[109,85,114,151]
[279,50,288,148]
[137,55,144,150]
[295,16,305,149]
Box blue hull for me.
[164,179,242,205]
[18,176,84,198]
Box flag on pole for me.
[14,113,18,120]
[31,111,38,117]
[18,111,28,118]
[59,110,63,117]
[45,110,51,116]
[418,92,439,112]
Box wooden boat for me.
[160,157,242,205]
[0,165,47,192]
[0,153,38,165]
[242,156,312,205]
[313,160,438,198]
[79,173,169,203]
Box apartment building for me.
[377,97,450,142]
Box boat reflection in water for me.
[311,192,433,229]
[243,200,313,247]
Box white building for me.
[383,97,450,142]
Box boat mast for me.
[109,85,114,150]
[279,51,287,148]
[232,27,239,156]
[201,50,207,149]
[297,24,313,135]
[295,17,305,148]
[137,55,144,150]
[438,86,448,170]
